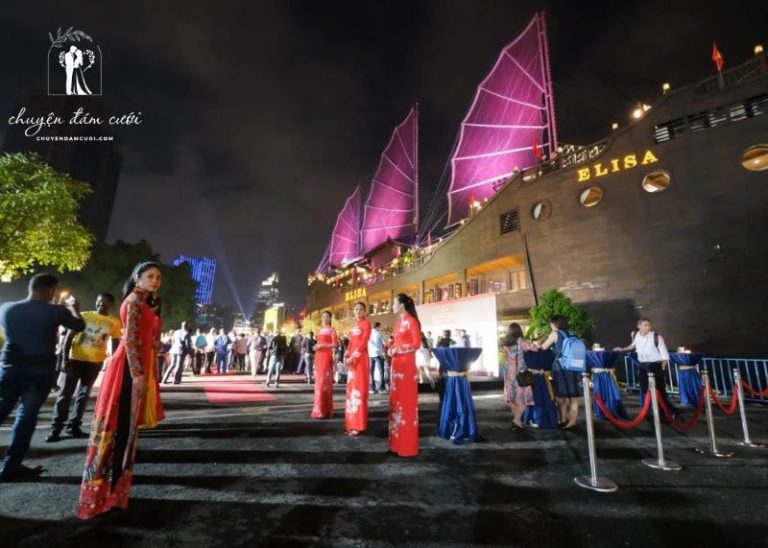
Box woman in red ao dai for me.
[344,302,371,436]
[387,293,422,457]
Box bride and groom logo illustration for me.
[47,27,102,96]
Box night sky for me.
[1,1,765,312]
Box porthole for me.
[530,200,552,220]
[642,170,671,193]
[578,186,604,207]
[742,145,768,171]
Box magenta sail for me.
[360,105,418,253]
[447,12,557,226]
[328,185,362,268]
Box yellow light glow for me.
[755,44,764,55]
[662,82,670,93]
[632,108,643,119]
[611,122,619,130]
[642,104,651,112]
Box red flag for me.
[712,41,724,72]
[532,137,542,160]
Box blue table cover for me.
[670,352,704,406]
[522,350,559,429]
[587,351,628,420]
[433,347,482,443]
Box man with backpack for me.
[535,315,586,430]
[614,317,679,418]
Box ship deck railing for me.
[623,355,768,404]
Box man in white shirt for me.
[615,317,679,417]
[368,322,386,393]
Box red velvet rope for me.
[709,388,739,415]
[594,392,651,429]
[655,389,705,431]
[741,380,768,398]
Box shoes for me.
[275,383,280,389]
[0,463,44,482]
[559,423,576,431]
[511,422,524,431]
[173,382,181,385]
[66,426,88,439]
[45,430,61,443]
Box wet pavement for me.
[1,373,767,547]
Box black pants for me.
[51,359,101,431]
[639,361,679,415]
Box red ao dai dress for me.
[389,313,421,457]
[345,317,371,433]
[311,325,338,419]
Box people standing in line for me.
[387,293,422,457]
[368,322,386,393]
[537,315,582,430]
[501,323,534,430]
[234,333,248,372]
[0,274,85,481]
[614,317,679,418]
[204,328,216,374]
[78,261,163,519]
[311,311,338,419]
[193,328,207,375]
[47,293,121,442]
[248,328,266,377]
[301,331,317,384]
[265,330,288,388]
[163,322,191,385]
[344,303,371,436]
[214,329,230,374]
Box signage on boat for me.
[577,150,659,182]
[345,287,367,302]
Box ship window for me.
[578,186,604,208]
[530,200,552,220]
[642,170,671,193]
[499,209,519,235]
[742,145,768,171]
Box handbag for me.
[516,368,534,387]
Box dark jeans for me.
[0,364,55,469]
[205,351,215,373]
[370,356,386,392]
[163,352,188,384]
[193,351,205,375]
[51,359,100,431]
[639,361,679,415]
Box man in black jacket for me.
[265,330,288,388]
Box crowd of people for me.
[0,262,675,521]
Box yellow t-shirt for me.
[69,311,122,363]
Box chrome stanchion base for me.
[694,447,734,458]
[641,457,682,471]
[574,475,618,493]
[736,441,767,448]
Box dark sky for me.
[1,1,765,312]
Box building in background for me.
[2,90,122,242]
[251,272,280,328]
[173,255,217,305]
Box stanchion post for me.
[642,373,682,471]
[574,372,617,492]
[733,369,766,449]
[695,369,734,458]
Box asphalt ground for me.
[1,372,767,547]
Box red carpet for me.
[202,379,277,404]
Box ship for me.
[306,12,768,374]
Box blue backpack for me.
[557,330,586,372]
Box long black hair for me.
[122,261,162,301]
[395,293,420,329]
[502,322,524,347]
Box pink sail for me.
[360,105,418,253]
[447,12,557,226]
[328,185,362,268]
